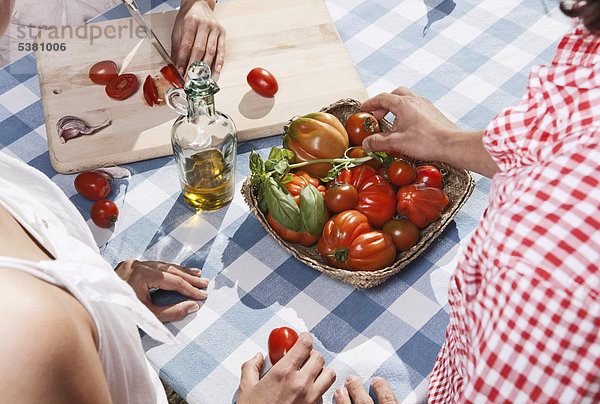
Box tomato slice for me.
[160,64,185,88]
[105,74,138,100]
[143,75,159,106]
[89,60,118,85]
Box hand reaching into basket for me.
[360,87,499,178]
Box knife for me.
[122,0,185,82]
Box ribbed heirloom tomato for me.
[283,112,349,178]
[334,165,396,228]
[318,210,396,271]
[396,184,449,228]
[267,171,326,246]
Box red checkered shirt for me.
[428,26,600,403]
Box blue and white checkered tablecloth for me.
[0,0,571,403]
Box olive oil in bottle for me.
[166,62,237,210]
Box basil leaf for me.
[281,148,295,162]
[249,151,265,175]
[265,177,303,233]
[274,160,289,176]
[268,146,283,161]
[299,183,327,236]
[280,173,294,184]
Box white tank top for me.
[0,152,176,403]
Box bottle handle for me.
[165,88,188,116]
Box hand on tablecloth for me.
[115,259,208,322]
[237,333,336,404]
[171,0,225,76]
[360,87,498,177]
[334,375,398,404]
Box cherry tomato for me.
[143,75,159,107]
[91,199,119,228]
[387,159,417,187]
[345,112,380,146]
[160,64,184,88]
[325,183,358,213]
[414,165,443,189]
[89,60,118,85]
[382,220,419,251]
[396,184,449,228]
[74,171,110,200]
[105,74,138,100]
[318,210,396,271]
[268,327,298,365]
[247,67,278,97]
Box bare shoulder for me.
[0,267,113,403]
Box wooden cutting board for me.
[35,0,367,174]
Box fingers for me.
[361,93,403,118]
[299,349,325,380]
[155,262,209,289]
[155,271,208,301]
[345,375,373,404]
[150,300,200,322]
[240,353,264,388]
[371,377,398,404]
[280,332,313,370]
[201,29,220,72]
[312,367,336,399]
[362,132,403,153]
[214,32,226,74]
[334,386,352,404]
[187,26,209,71]
[391,86,416,97]
[174,26,195,75]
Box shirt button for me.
[42,219,49,228]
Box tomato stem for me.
[289,156,372,169]
[333,247,350,263]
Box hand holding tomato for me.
[268,327,298,365]
[238,333,335,404]
[171,0,225,75]
[345,112,380,146]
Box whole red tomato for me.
[414,165,443,189]
[345,112,380,146]
[325,183,358,213]
[268,327,298,365]
[91,199,119,228]
[382,220,420,251]
[387,159,417,187]
[318,210,396,271]
[105,74,138,100]
[247,67,278,97]
[334,165,396,228]
[89,60,118,85]
[75,171,110,200]
[396,184,449,228]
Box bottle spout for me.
[185,62,220,96]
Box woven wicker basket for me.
[241,98,475,289]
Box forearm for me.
[440,129,499,178]
[181,0,216,10]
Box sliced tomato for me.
[143,75,159,107]
[160,64,185,88]
[105,74,138,100]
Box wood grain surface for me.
[35,0,367,173]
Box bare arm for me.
[360,88,499,178]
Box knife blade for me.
[122,0,185,82]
